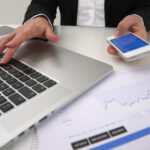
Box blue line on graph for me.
[90,127,150,150]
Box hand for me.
[107,15,147,55]
[0,16,58,64]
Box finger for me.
[0,37,4,43]
[107,45,118,55]
[45,27,58,43]
[0,32,16,53]
[0,47,18,64]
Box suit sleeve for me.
[131,0,150,31]
[23,0,58,26]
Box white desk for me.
[56,26,150,69]
[1,25,150,150]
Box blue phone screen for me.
[110,33,149,53]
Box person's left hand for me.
[107,14,147,55]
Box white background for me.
[0,0,60,25]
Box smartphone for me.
[107,33,150,61]
[0,26,14,37]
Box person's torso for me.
[57,0,134,27]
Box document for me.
[37,64,150,150]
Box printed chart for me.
[37,64,150,150]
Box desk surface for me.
[54,26,150,71]
[1,25,150,150]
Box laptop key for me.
[3,88,15,96]
[23,68,35,75]
[36,75,49,83]
[19,86,37,99]
[6,78,18,85]
[10,59,29,71]
[13,72,24,78]
[8,68,18,75]
[1,74,12,81]
[25,79,37,87]
[0,79,3,84]
[0,102,14,113]
[0,53,4,58]
[30,72,42,79]
[12,82,24,89]
[1,64,13,71]
[32,84,46,93]
[0,83,9,91]
[9,93,26,105]
[19,75,30,82]
[43,80,57,88]
[0,96,7,105]
[0,69,6,76]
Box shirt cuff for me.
[131,14,144,25]
[24,14,54,30]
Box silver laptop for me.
[0,39,113,148]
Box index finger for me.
[0,46,18,64]
[0,32,16,53]
[107,45,118,55]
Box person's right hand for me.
[107,15,147,56]
[0,16,58,64]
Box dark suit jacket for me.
[24,0,150,31]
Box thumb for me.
[114,25,127,37]
[114,15,136,37]
[45,27,58,43]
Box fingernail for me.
[0,60,3,64]
[114,30,120,37]
[0,57,6,64]
[6,42,11,47]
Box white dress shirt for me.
[77,0,105,27]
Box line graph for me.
[96,81,150,109]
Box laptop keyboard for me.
[0,57,57,116]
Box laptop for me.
[0,39,113,148]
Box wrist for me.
[32,16,49,25]
[24,14,53,30]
